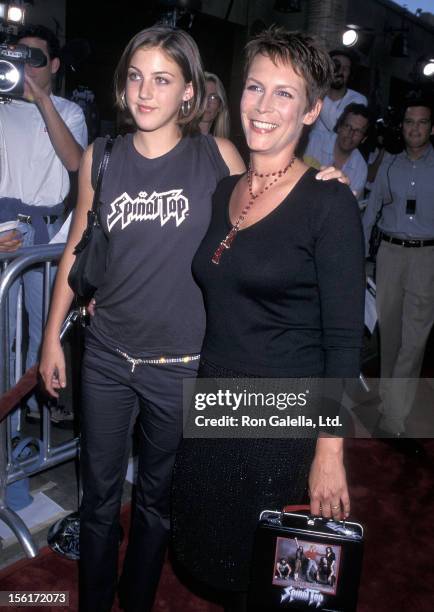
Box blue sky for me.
[393,0,434,14]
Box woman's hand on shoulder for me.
[315,166,351,188]
[308,437,350,521]
[214,136,246,175]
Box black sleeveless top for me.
[192,169,365,377]
[89,132,228,357]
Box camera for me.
[0,43,46,100]
[374,107,403,154]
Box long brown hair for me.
[114,26,206,135]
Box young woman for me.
[39,26,244,612]
[199,71,230,138]
[172,27,365,611]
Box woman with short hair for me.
[172,26,365,611]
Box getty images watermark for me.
[182,378,434,438]
[193,388,339,429]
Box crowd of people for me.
[0,16,433,612]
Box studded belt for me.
[115,348,200,373]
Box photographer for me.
[309,49,367,138]
[0,24,87,426]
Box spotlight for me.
[342,29,358,47]
[423,60,434,77]
[0,2,25,29]
[7,5,24,24]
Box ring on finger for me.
[331,504,340,510]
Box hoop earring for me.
[181,99,191,117]
[121,91,126,108]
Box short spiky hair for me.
[244,26,334,111]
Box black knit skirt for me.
[171,359,317,592]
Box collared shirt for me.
[362,144,434,253]
[310,88,367,137]
[304,131,368,199]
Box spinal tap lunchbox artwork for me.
[248,510,363,611]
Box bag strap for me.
[374,202,384,222]
[91,137,114,214]
[374,153,398,225]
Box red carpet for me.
[1,439,433,611]
[347,438,434,612]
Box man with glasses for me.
[363,99,434,450]
[304,103,370,199]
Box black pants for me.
[79,333,198,612]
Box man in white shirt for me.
[0,25,87,423]
[310,49,367,138]
[305,103,369,199]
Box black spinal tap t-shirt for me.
[89,133,228,358]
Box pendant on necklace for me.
[211,156,295,265]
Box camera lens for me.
[0,59,20,93]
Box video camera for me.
[375,107,403,154]
[0,42,47,101]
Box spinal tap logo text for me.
[107,189,189,231]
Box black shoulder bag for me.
[68,138,114,301]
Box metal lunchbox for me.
[248,507,364,611]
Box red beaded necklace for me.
[211,156,296,265]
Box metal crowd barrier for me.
[0,244,79,558]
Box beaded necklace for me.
[211,156,296,265]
